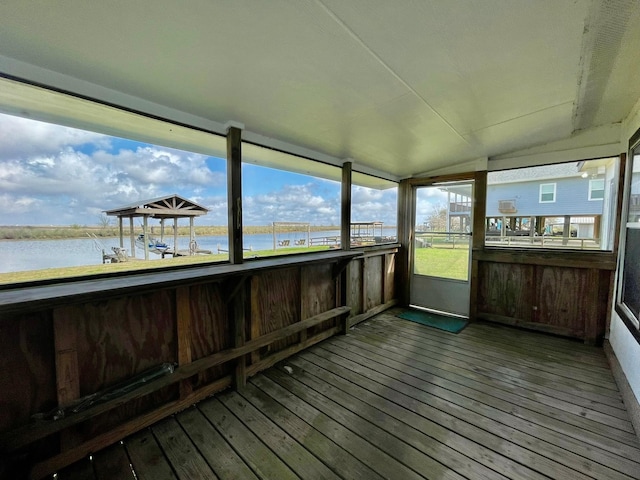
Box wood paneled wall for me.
[473,250,615,345]
[0,247,397,478]
[347,248,398,327]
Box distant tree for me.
[97,214,111,229]
[425,203,447,231]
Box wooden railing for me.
[0,246,398,479]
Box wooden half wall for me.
[472,250,615,344]
[0,246,397,479]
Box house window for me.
[486,158,619,251]
[617,138,640,336]
[539,183,556,203]
[589,179,605,200]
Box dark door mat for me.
[397,309,468,333]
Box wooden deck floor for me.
[56,309,640,480]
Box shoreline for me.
[0,224,353,241]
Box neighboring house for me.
[484,158,617,248]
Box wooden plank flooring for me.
[55,309,640,480]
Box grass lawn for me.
[0,246,332,286]
[414,246,469,280]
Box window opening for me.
[486,157,619,250]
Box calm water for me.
[0,230,352,274]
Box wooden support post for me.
[339,266,350,335]
[470,171,487,321]
[227,126,243,264]
[593,215,601,244]
[189,217,194,255]
[341,161,352,250]
[272,222,276,251]
[143,215,149,260]
[563,214,571,246]
[53,308,80,409]
[118,217,124,249]
[176,287,193,398]
[129,216,135,258]
[53,307,81,451]
[250,276,261,366]
[361,257,368,315]
[584,268,601,345]
[396,179,413,306]
[173,217,178,257]
[299,267,309,343]
[232,283,247,389]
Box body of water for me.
[1,228,397,274]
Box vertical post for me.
[129,216,136,258]
[470,171,487,321]
[189,217,195,255]
[227,125,243,264]
[340,161,352,332]
[118,217,124,249]
[562,215,571,245]
[341,161,352,250]
[232,281,247,389]
[143,215,149,260]
[173,217,178,256]
[272,222,276,251]
[53,309,79,408]
[529,216,535,242]
[593,215,601,244]
[397,179,413,306]
[160,218,165,242]
[446,190,451,232]
[53,307,80,450]
[176,287,193,398]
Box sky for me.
[0,112,401,228]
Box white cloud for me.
[0,112,399,229]
[0,114,227,225]
[243,183,340,226]
[0,114,109,159]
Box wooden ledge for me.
[474,248,617,270]
[0,250,362,315]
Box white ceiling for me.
[0,0,639,179]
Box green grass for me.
[413,246,469,280]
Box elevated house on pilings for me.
[1,2,640,479]
[105,194,209,260]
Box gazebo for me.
[105,194,209,259]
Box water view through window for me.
[0,111,400,282]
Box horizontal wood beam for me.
[348,299,398,329]
[246,327,339,377]
[29,376,232,480]
[473,249,616,270]
[1,306,350,451]
[0,250,362,315]
[477,313,584,339]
